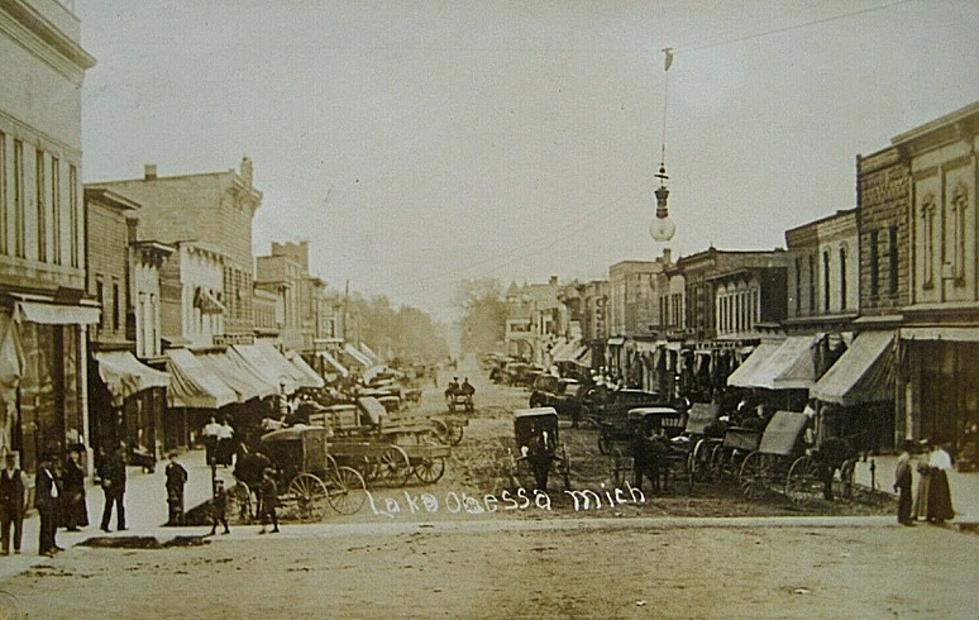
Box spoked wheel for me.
[690,439,712,482]
[378,445,412,487]
[229,481,253,522]
[786,455,825,505]
[327,466,368,515]
[288,473,328,522]
[355,455,380,483]
[738,451,768,499]
[708,443,725,481]
[413,436,447,484]
[559,444,572,490]
[437,419,464,446]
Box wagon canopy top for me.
[757,411,810,456]
[260,424,330,443]
[513,407,558,419]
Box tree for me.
[345,293,448,362]
[454,278,508,355]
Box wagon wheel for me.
[325,454,341,480]
[609,447,626,488]
[786,455,825,505]
[436,419,464,446]
[229,481,253,522]
[835,458,856,500]
[597,432,612,455]
[288,473,329,522]
[681,453,695,496]
[691,439,711,482]
[738,451,767,499]
[327,466,368,515]
[559,444,572,490]
[378,445,412,487]
[413,435,446,484]
[354,454,380,483]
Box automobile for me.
[582,388,669,423]
[528,375,582,423]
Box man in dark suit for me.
[35,453,62,557]
[99,447,127,532]
[0,452,28,555]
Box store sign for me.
[213,333,254,346]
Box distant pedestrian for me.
[209,479,230,535]
[258,469,279,534]
[99,447,127,532]
[35,454,62,557]
[203,417,221,465]
[62,449,88,531]
[0,453,28,555]
[894,440,914,526]
[926,442,955,524]
[165,453,189,526]
[216,419,235,467]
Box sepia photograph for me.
[0,0,977,617]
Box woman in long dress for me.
[912,440,930,520]
[926,443,955,523]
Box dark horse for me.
[232,444,272,520]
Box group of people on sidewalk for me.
[1,450,89,558]
[894,439,956,526]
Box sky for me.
[76,0,979,321]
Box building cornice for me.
[0,0,94,74]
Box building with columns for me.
[0,0,98,472]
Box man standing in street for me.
[99,446,127,532]
[203,417,221,465]
[165,453,189,526]
[258,468,279,534]
[894,440,915,526]
[0,453,28,555]
[209,478,230,536]
[35,454,62,557]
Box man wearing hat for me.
[0,453,28,554]
[34,453,62,556]
[894,440,915,526]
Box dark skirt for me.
[61,490,89,528]
[926,469,954,522]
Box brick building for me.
[255,241,316,353]
[158,241,226,348]
[92,159,261,336]
[0,0,98,472]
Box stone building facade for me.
[607,251,670,339]
[158,242,226,349]
[0,0,97,471]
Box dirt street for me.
[1,518,976,619]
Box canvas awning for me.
[553,338,583,362]
[364,365,388,384]
[0,315,24,405]
[732,336,816,390]
[811,331,894,406]
[359,343,380,364]
[193,288,225,315]
[93,351,168,407]
[232,344,298,395]
[256,342,314,388]
[726,341,783,387]
[195,350,274,402]
[14,300,100,325]
[286,351,325,389]
[343,343,372,368]
[164,348,236,409]
[317,351,349,378]
[899,326,979,342]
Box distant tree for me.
[346,293,448,362]
[454,278,507,355]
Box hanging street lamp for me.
[649,47,676,243]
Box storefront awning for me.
[576,348,592,368]
[900,326,979,342]
[553,338,582,362]
[286,351,325,389]
[94,351,169,407]
[15,300,100,325]
[193,289,225,315]
[768,335,818,390]
[359,343,380,364]
[812,331,894,406]
[726,341,783,388]
[317,351,349,378]
[232,344,299,395]
[343,343,372,368]
[195,350,274,402]
[165,348,236,409]
[255,342,320,389]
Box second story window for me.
[869,230,880,297]
[794,257,801,314]
[0,132,6,255]
[13,140,24,258]
[51,157,60,265]
[69,164,79,267]
[840,247,847,310]
[808,254,816,313]
[823,250,831,312]
[36,149,46,262]
[112,282,121,331]
[888,225,898,295]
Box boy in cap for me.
[259,469,279,534]
[209,479,230,535]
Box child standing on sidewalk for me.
[209,479,230,535]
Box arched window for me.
[839,246,847,310]
[823,250,831,312]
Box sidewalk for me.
[853,454,979,521]
[0,448,214,580]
